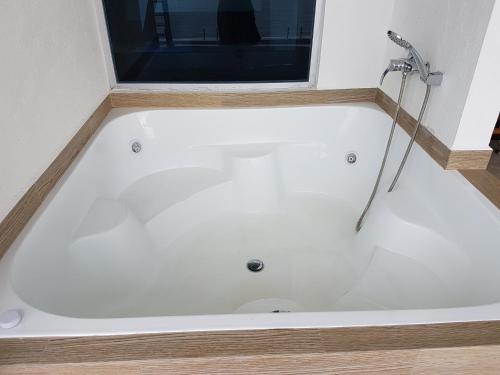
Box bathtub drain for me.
[247,259,264,272]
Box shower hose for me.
[356,77,432,232]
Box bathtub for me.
[0,103,499,338]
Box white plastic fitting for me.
[0,309,22,329]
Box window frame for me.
[95,0,325,91]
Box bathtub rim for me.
[0,100,499,340]
[0,90,498,353]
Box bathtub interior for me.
[6,104,500,319]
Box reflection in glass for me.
[102,0,316,83]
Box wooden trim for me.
[110,88,378,108]
[4,346,500,374]
[2,322,500,365]
[375,89,492,170]
[0,96,112,261]
[447,151,493,170]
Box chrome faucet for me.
[356,31,444,232]
[384,31,443,86]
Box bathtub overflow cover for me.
[247,259,264,272]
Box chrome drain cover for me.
[247,259,264,272]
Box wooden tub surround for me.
[2,322,500,372]
[0,88,499,373]
[109,88,378,108]
[3,346,500,374]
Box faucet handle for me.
[380,67,391,85]
[380,59,414,85]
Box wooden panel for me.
[0,96,112,260]
[2,322,500,365]
[3,346,500,375]
[413,346,500,375]
[460,169,500,209]
[0,351,419,375]
[448,151,492,170]
[110,88,378,108]
[375,89,492,170]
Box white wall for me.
[0,1,110,222]
[317,0,395,89]
[380,0,496,150]
[453,0,500,150]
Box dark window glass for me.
[102,0,316,83]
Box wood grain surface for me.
[3,346,500,375]
[2,322,500,365]
[110,88,378,108]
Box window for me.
[102,0,317,84]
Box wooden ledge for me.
[110,88,378,108]
[3,346,500,374]
[2,321,500,365]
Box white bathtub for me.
[0,103,499,338]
